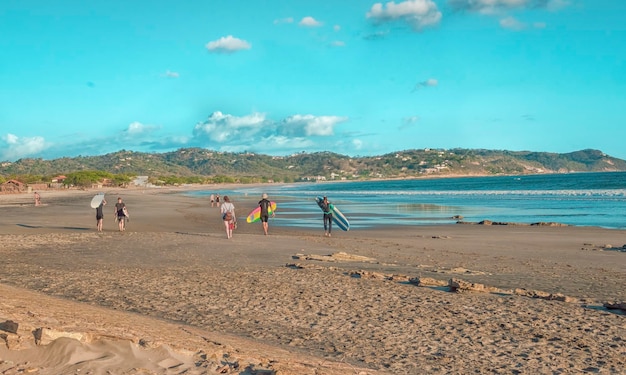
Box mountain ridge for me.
[1,148,625,183]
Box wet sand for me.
[0,187,625,374]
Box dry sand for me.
[0,187,624,374]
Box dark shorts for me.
[260,214,269,223]
[96,214,103,220]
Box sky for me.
[1,0,625,162]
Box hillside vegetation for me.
[1,148,625,185]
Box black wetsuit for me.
[320,201,333,233]
[259,198,271,223]
[96,202,105,220]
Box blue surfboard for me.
[315,196,350,231]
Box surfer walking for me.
[220,195,236,239]
[114,197,128,232]
[321,196,333,237]
[258,193,274,235]
[96,198,106,232]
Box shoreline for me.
[2,183,626,231]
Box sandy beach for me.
[0,187,624,374]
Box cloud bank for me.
[1,133,47,161]
[1,110,352,161]
[192,112,348,153]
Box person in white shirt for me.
[220,196,236,239]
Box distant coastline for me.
[1,148,624,185]
[3,169,625,198]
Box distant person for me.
[215,194,220,207]
[210,193,215,207]
[258,193,275,235]
[96,198,107,232]
[320,196,333,237]
[114,197,128,232]
[220,195,236,239]
[34,191,41,206]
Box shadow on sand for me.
[16,224,91,231]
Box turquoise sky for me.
[1,0,625,162]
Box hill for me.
[1,148,625,183]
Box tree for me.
[64,171,113,187]
[111,174,133,186]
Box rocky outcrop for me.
[0,320,18,334]
[513,288,578,303]
[458,220,568,226]
[292,252,377,263]
[408,277,448,287]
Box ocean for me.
[188,171,626,230]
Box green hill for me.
[1,148,625,184]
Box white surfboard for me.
[90,193,105,208]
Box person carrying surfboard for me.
[258,193,275,236]
[114,197,128,232]
[95,197,106,232]
[320,196,333,237]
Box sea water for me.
[189,172,626,230]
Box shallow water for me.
[186,172,626,229]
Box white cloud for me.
[273,17,294,24]
[333,24,341,31]
[423,78,438,86]
[500,16,526,30]
[164,70,179,78]
[124,121,160,136]
[367,0,442,30]
[1,133,47,161]
[330,40,346,47]
[299,16,323,27]
[193,111,266,143]
[533,21,547,28]
[265,135,314,149]
[412,78,438,92]
[205,36,251,53]
[352,139,363,150]
[283,114,348,136]
[448,0,570,13]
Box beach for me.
[0,187,625,374]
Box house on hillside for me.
[132,176,150,187]
[50,175,67,189]
[0,179,25,193]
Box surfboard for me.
[90,193,105,209]
[315,196,350,231]
[246,201,277,223]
